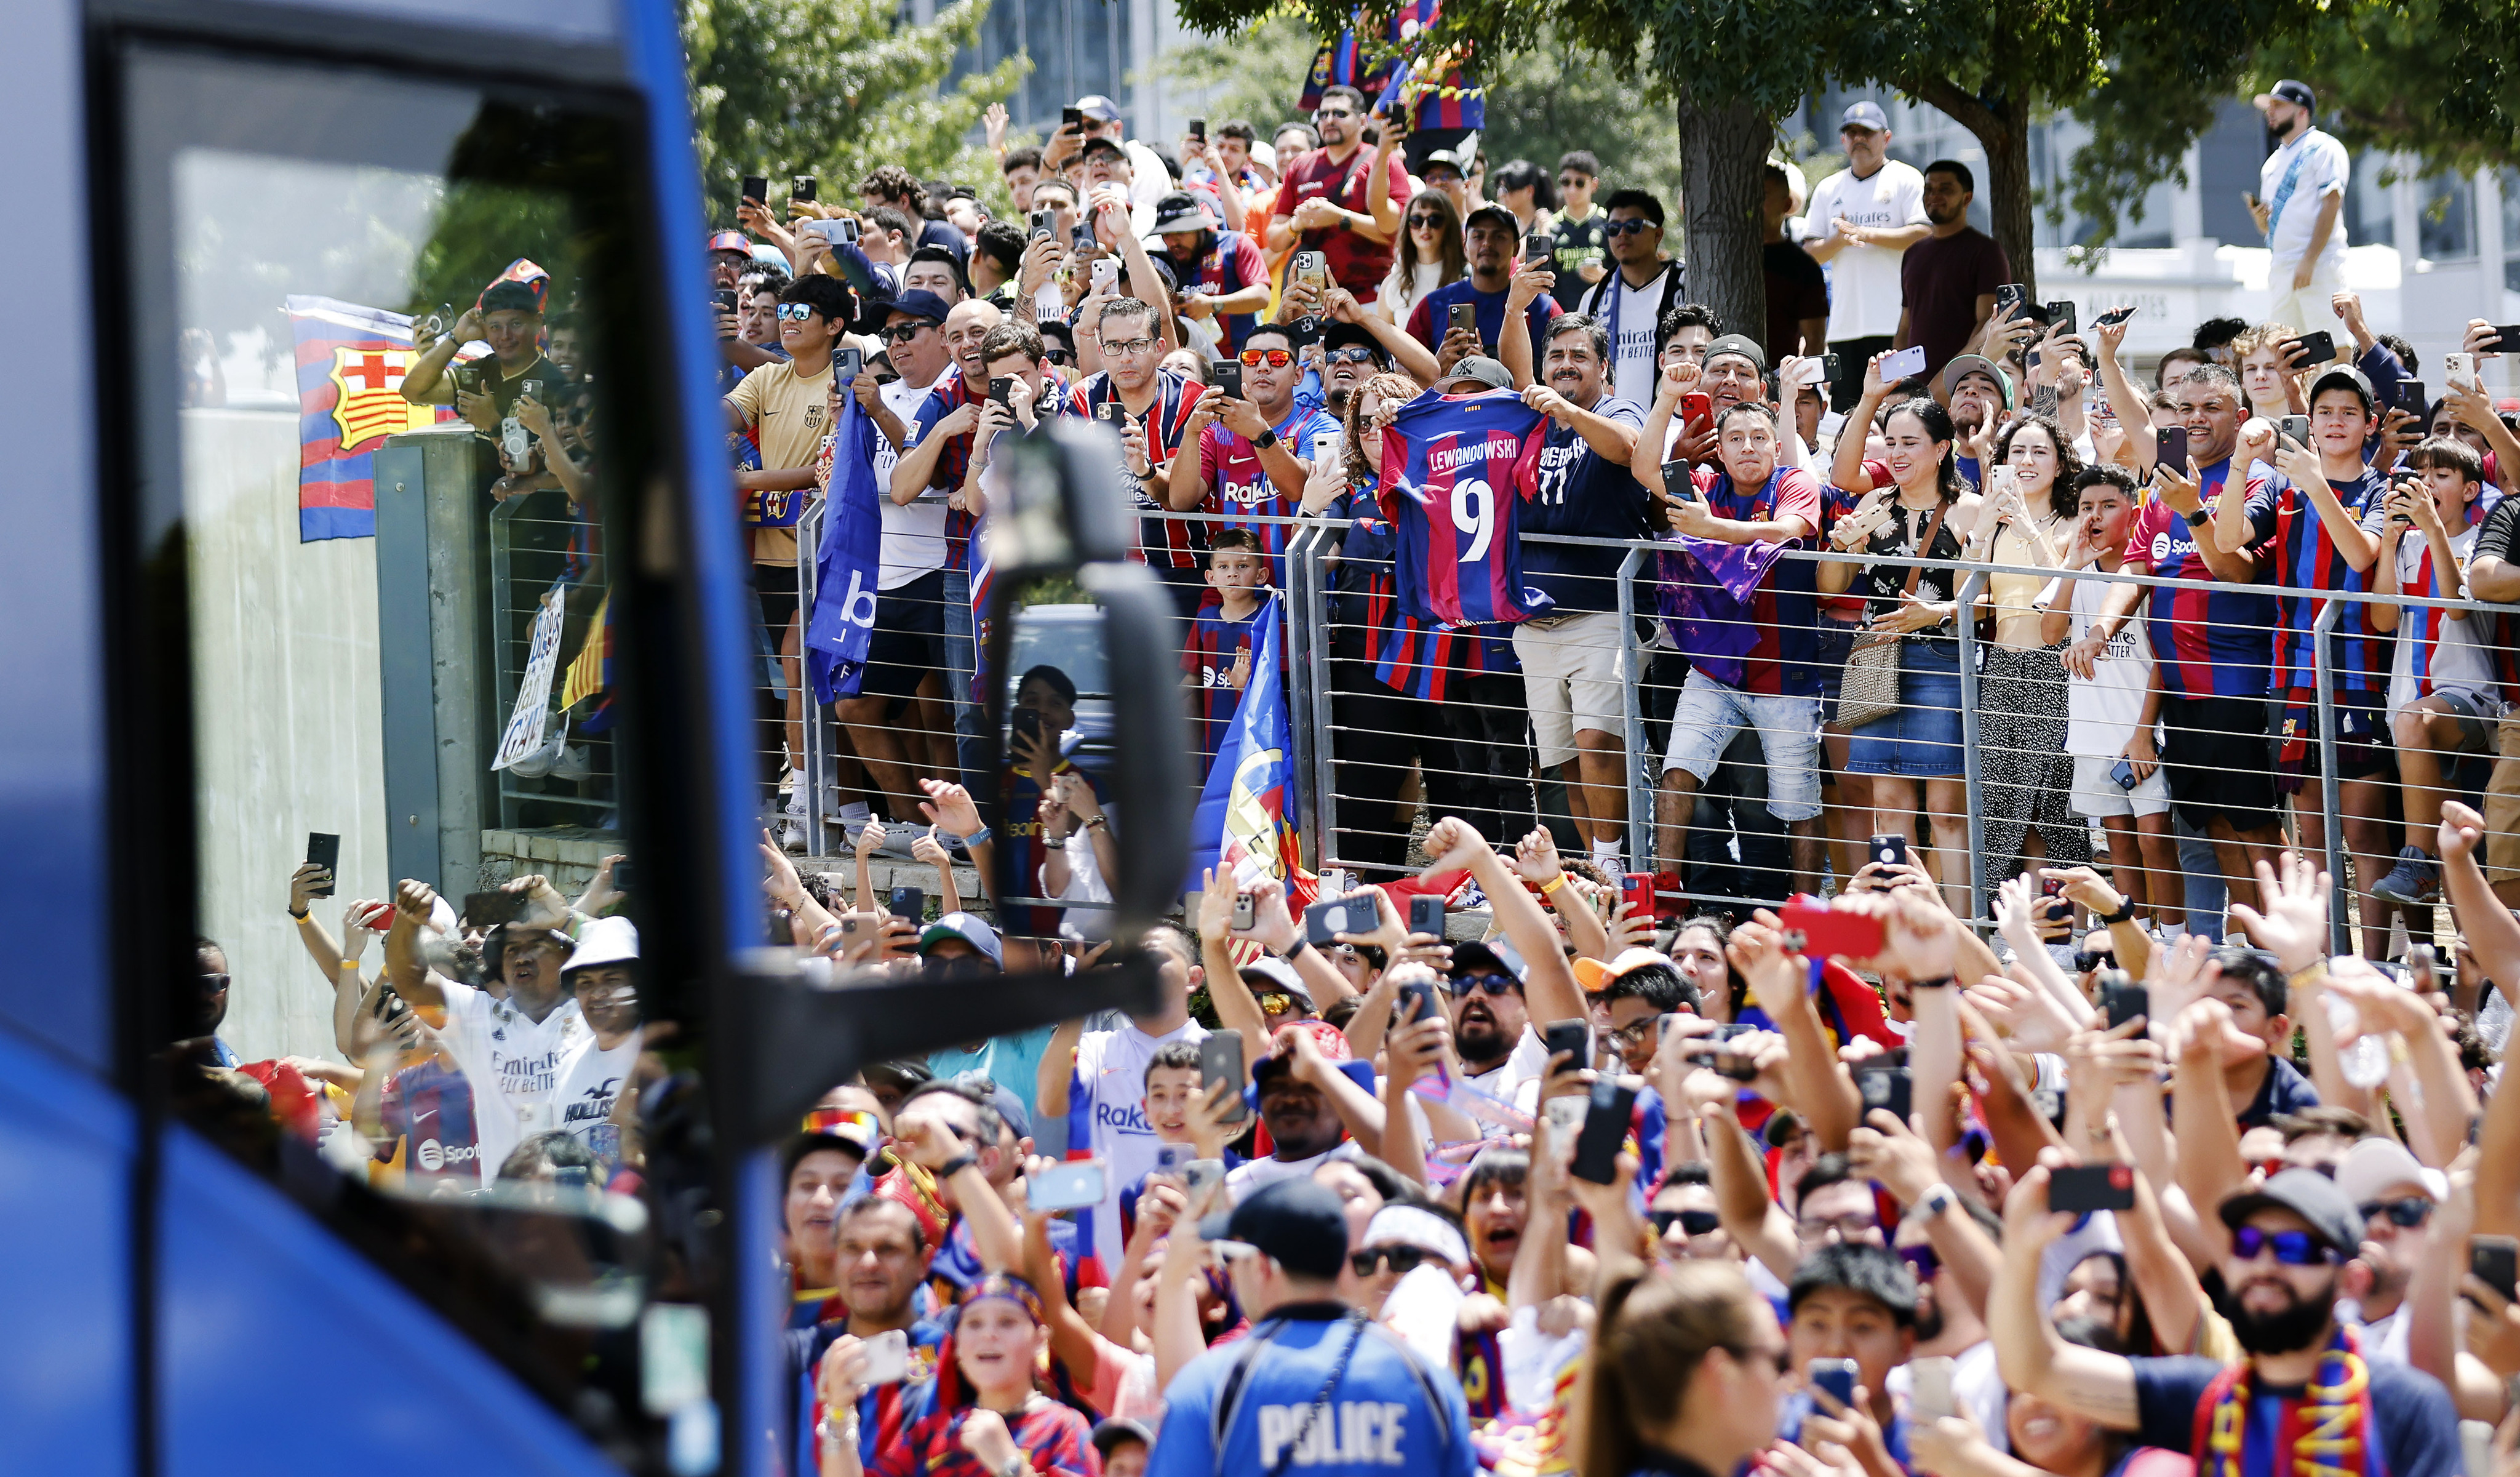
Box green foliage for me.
[1155,9,1324,134]
[1475,32,1686,211]
[681,0,1027,226]
[2255,0,2520,177]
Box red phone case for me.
[1621,872,1656,915]
[1682,392,1712,425]
[1776,897,1886,959]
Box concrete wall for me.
[183,408,385,1065]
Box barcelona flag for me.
[1187,594,1315,909]
[1299,0,1483,132]
[284,295,445,542]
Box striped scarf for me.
[2192,1326,2378,1477]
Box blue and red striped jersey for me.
[1334,482,1461,701]
[1063,369,1209,569]
[1198,401,1342,583]
[1696,464,1825,695]
[2123,458,2283,700]
[1182,601,1270,764]
[906,367,986,562]
[1376,390,1552,625]
[2251,465,2390,696]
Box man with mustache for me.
[1993,1158,2458,1477]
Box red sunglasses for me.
[1238,347,1295,369]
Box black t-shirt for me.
[1764,241,1831,358]
[1548,214,1610,310]
[2475,492,2520,564]
[2236,1054,2322,1128]
[2129,1352,2458,1477]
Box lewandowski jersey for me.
[1376,390,1552,626]
[1199,401,1341,583]
[1064,369,1209,569]
[2123,457,2282,699]
[1697,465,1826,695]
[2250,465,2391,696]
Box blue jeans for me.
[1659,670,1823,823]
[943,566,987,790]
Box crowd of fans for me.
[191,69,2520,1477]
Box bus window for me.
[121,43,685,1442]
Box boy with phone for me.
[2043,465,2182,934]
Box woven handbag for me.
[1830,503,1947,730]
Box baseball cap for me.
[1150,190,1212,234]
[2217,1166,2366,1255]
[952,1071,1032,1142]
[1449,934,1528,982]
[1840,100,1891,133]
[1941,353,2012,405]
[1572,947,1673,994]
[1436,356,1513,392]
[707,230,753,255]
[1704,334,1766,376]
[1463,203,1520,236]
[1075,94,1123,122]
[882,289,954,326]
[2335,1135,2448,1207]
[1242,955,1314,1009]
[1197,1175,1351,1278]
[1079,135,1128,163]
[1090,1420,1155,1460]
[561,915,639,975]
[862,1060,935,1093]
[2254,79,2316,114]
[1322,321,1387,362]
[2308,363,2377,413]
[919,911,1004,966]
[1422,145,1473,176]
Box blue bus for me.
[0,2,1188,1470]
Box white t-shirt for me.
[2390,524,2495,711]
[1804,161,1928,340]
[1888,1338,2009,1454]
[1595,264,1676,408]
[551,1029,640,1169]
[877,375,949,590]
[436,982,588,1179]
[2062,569,2159,758]
[1072,1017,1210,1265]
[1223,1140,1360,1204]
[2260,128,2351,274]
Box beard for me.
[1454,1009,1510,1067]
[2213,1276,2338,1355]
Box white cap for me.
[2335,1135,2447,1206]
[562,915,639,974]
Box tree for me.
[680,0,1027,225]
[2257,0,2520,175]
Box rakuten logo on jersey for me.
[1093,1099,1153,1135]
[1257,1402,1411,1467]
[1224,475,1272,508]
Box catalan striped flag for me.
[284,296,446,541]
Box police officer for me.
[1149,1178,1475,1477]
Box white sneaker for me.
[778,816,807,853]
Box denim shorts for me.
[1659,669,1823,822]
[1845,639,1965,778]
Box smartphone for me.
[1093,401,1124,425]
[1910,1355,1956,1422]
[1198,1032,1249,1123]
[1822,352,1842,384]
[2103,975,2149,1031]
[2494,326,2520,354]
[1071,222,1095,255]
[1879,344,1928,382]
[887,886,923,921]
[1540,1018,1592,1072]
[838,914,871,942]
[1293,249,1328,286]
[989,375,1016,409]
[1231,891,1256,931]
[2093,305,2136,328]
[1212,361,1245,401]
[1182,1157,1227,1212]
[1569,1076,1637,1184]
[1409,894,1445,937]
[463,890,519,928]
[1029,207,1055,241]
[1312,430,1344,466]
[1854,1066,1912,1126]
[2399,378,2428,413]
[1680,391,1714,426]
[2046,301,2077,338]
[1154,1142,1194,1174]
[713,287,738,316]
[1061,105,1084,132]
[1785,356,1827,388]
[1523,233,1550,264]
[1620,872,1656,917]
[1776,896,1887,958]
[2048,1162,2138,1213]
[1447,302,1478,340]
[2110,757,2139,791]
[827,345,861,383]
[2476,1236,2519,1300]
[1809,1358,1859,1411]
[741,174,769,204]
[1028,1159,1108,1213]
[1091,256,1119,290]
[2156,426,2188,468]
[1398,978,1440,1024]
[1189,118,1207,141]
[1659,459,1699,500]
[2409,943,2439,994]
[2279,414,2310,444]
[837,216,861,244]
[1869,833,1908,870]
[2289,330,2334,365]
[305,832,340,897]
[791,175,816,203]
[858,1327,911,1385]
[2450,352,2481,388]
[1303,896,1375,945]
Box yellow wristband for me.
[1540,874,1567,896]
[2286,959,2329,991]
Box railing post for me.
[1956,568,1987,928]
[1283,523,1322,873]
[2312,598,2351,956]
[1615,545,1649,873]
[797,499,827,859]
[488,499,520,830]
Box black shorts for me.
[2159,693,2279,834]
[2273,686,2395,791]
[755,562,800,632]
[863,569,947,700]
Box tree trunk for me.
[1675,87,1771,351]
[1910,79,2035,298]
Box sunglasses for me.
[1239,348,1296,369]
[881,322,934,342]
[1325,347,1378,365]
[776,303,821,321]
[2358,1196,2433,1228]
[803,1107,879,1137]
[1798,1211,1878,1241]
[1407,214,1448,228]
[1648,1208,1721,1238]
[1605,218,1654,236]
[1446,971,1521,996]
[1044,349,1075,366]
[1350,1245,1430,1276]
[1899,1242,1941,1284]
[2231,1225,2339,1266]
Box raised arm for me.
[1991,1153,2142,1428]
[1418,817,1585,1028]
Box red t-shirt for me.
[1272,147,1413,294]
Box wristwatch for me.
[935,1151,979,1180]
[2096,898,2136,926]
[1917,1183,1957,1221]
[1251,426,1278,450]
[1279,939,1315,963]
[2183,508,2211,527]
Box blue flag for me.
[804,393,883,702]
[1186,595,1306,892]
